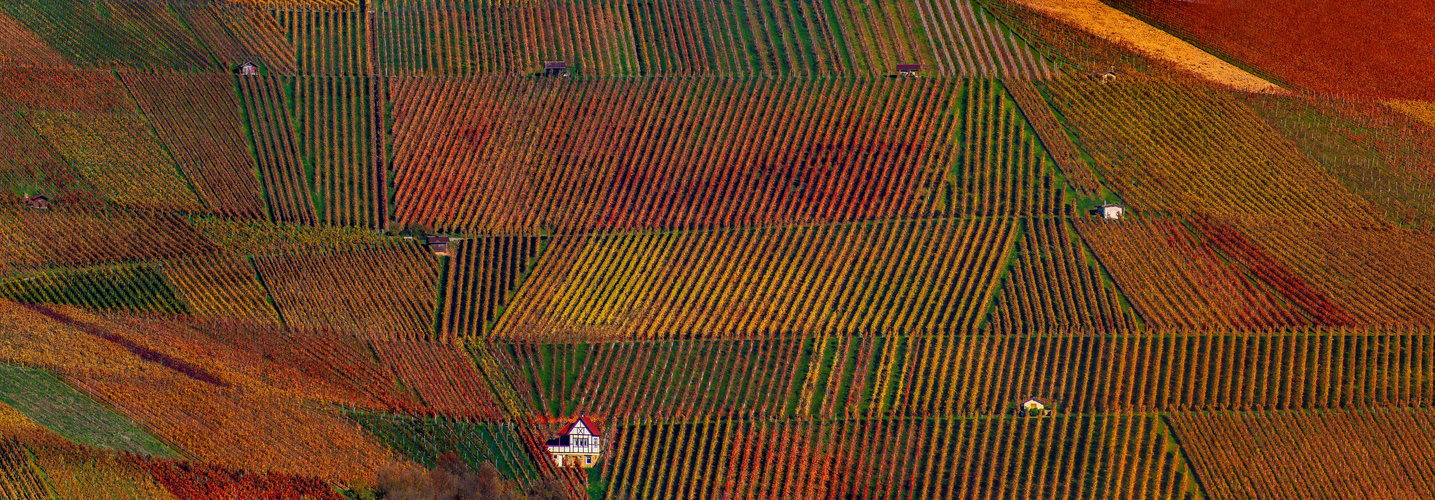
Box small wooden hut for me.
[1095,204,1125,219]
[22,194,49,210]
[427,236,451,256]
[1020,399,1054,417]
[543,61,570,77]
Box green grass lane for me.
[0,365,177,458]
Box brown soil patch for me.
[1008,0,1284,93]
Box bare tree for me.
[368,452,566,500]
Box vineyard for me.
[1169,409,1435,499]
[1046,77,1375,225]
[0,0,1433,498]
[120,73,267,219]
[370,0,1052,78]
[604,415,1198,499]
[497,327,1435,423]
[1241,92,1435,230]
[254,240,440,340]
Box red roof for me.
[559,417,600,437]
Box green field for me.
[0,365,176,458]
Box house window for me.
[585,456,593,465]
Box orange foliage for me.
[0,207,217,270]
[1235,222,1435,326]
[85,313,422,413]
[28,111,203,211]
[0,437,48,500]
[1077,218,1310,329]
[0,402,55,446]
[142,458,344,500]
[28,442,177,500]
[0,300,149,375]
[1111,0,1435,100]
[0,301,413,481]
[71,368,414,482]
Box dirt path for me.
[1007,0,1285,93]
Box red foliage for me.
[142,459,345,500]
[0,67,133,113]
[373,341,504,420]
[1113,0,1435,100]
[1192,217,1359,327]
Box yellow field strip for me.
[1008,0,1285,93]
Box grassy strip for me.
[0,365,177,457]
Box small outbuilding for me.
[895,64,921,78]
[1093,70,1117,83]
[427,236,451,256]
[543,61,570,77]
[1020,399,1053,418]
[546,417,601,468]
[21,194,49,210]
[1095,203,1125,220]
[237,62,259,76]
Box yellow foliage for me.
[0,402,45,435]
[63,311,417,412]
[0,438,48,500]
[1048,78,1373,225]
[189,216,392,256]
[0,13,66,68]
[75,368,415,482]
[0,300,151,376]
[255,242,439,340]
[156,253,279,326]
[1005,0,1283,93]
[0,207,216,270]
[0,301,418,481]
[31,446,177,500]
[27,111,201,210]
[1386,100,1435,129]
[496,218,1015,340]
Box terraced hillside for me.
[0,0,1433,498]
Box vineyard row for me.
[599,414,1195,500]
[389,77,1058,235]
[491,327,1435,422]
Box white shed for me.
[546,417,601,468]
[1096,204,1125,220]
[1020,399,1054,417]
[237,62,259,76]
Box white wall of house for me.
[548,419,602,467]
